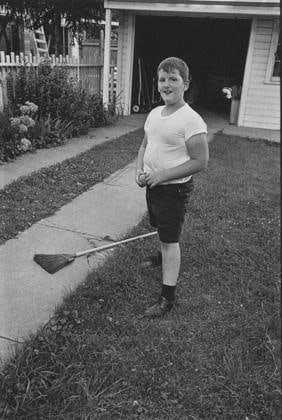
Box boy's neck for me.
[162,99,186,115]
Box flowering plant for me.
[222,85,241,100]
[19,101,38,115]
[9,101,38,153]
[19,137,32,152]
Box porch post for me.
[103,8,112,108]
[124,13,136,115]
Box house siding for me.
[242,18,280,129]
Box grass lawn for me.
[0,133,280,419]
[0,128,144,245]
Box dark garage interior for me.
[131,15,251,116]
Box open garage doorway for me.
[131,15,251,120]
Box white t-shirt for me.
[144,103,207,184]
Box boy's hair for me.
[157,57,189,82]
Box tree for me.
[0,0,105,54]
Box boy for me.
[136,57,209,318]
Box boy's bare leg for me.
[160,241,180,286]
[144,241,180,317]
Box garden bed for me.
[1,61,117,162]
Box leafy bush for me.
[30,115,74,149]
[0,110,20,161]
[9,101,38,154]
[104,91,124,126]
[7,61,110,136]
[7,66,38,114]
[1,61,118,160]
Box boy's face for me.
[158,68,189,106]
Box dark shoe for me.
[140,251,162,268]
[144,296,174,318]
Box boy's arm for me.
[145,132,209,188]
[135,133,148,186]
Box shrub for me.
[0,102,74,160]
[0,110,20,161]
[7,66,38,115]
[2,61,118,160]
[29,115,74,149]
[104,91,124,126]
[7,61,111,137]
[9,101,38,154]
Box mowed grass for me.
[0,134,280,419]
[0,128,144,245]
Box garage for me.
[103,1,279,129]
[131,15,251,118]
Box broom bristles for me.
[33,253,75,274]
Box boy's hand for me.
[145,171,165,188]
[136,170,147,187]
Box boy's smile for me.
[158,68,188,108]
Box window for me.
[272,41,280,78]
[265,19,280,83]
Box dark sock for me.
[152,251,162,266]
[161,285,176,302]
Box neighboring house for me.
[0,8,116,65]
[0,12,118,107]
[102,0,280,130]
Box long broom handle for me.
[75,231,158,258]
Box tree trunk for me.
[54,15,62,56]
[0,18,10,51]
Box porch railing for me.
[0,52,117,111]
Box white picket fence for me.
[0,51,117,111]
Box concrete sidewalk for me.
[0,109,279,366]
[222,124,280,142]
[0,114,147,365]
[0,162,147,364]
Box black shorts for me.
[146,178,194,243]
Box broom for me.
[34,231,158,274]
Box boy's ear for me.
[184,80,190,91]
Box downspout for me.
[103,8,112,109]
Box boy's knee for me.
[160,241,179,251]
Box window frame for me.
[265,19,280,84]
